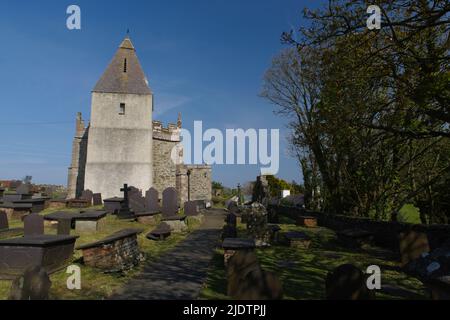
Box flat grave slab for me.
[161,215,188,232]
[296,216,318,228]
[135,211,161,225]
[146,222,171,241]
[103,197,124,214]
[222,238,256,265]
[66,199,90,208]
[77,228,143,272]
[337,228,374,248]
[47,199,68,209]
[75,211,108,232]
[284,231,312,249]
[0,235,78,279]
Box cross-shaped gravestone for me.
[24,213,44,237]
[93,193,103,206]
[117,184,135,219]
[121,184,131,206]
[145,187,160,212]
[0,211,9,229]
[184,201,199,216]
[162,187,178,218]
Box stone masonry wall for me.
[67,113,88,199]
[152,120,181,199]
[81,235,141,271]
[177,165,212,205]
[270,205,450,252]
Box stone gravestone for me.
[226,213,237,227]
[8,265,52,300]
[162,187,178,218]
[184,201,198,216]
[129,188,146,214]
[0,211,8,229]
[145,187,160,212]
[57,219,72,235]
[325,264,375,300]
[117,184,135,219]
[24,213,44,237]
[399,230,430,267]
[80,190,93,205]
[92,193,103,206]
[16,183,30,195]
[227,250,283,300]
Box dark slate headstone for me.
[145,187,160,212]
[80,190,93,205]
[92,193,103,206]
[399,230,430,267]
[0,211,8,229]
[129,189,146,214]
[24,213,44,237]
[117,184,135,219]
[57,219,72,235]
[8,265,52,300]
[16,183,30,195]
[184,201,199,216]
[162,187,178,217]
[225,213,237,227]
[325,264,375,300]
[227,201,239,214]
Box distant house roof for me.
[92,37,152,95]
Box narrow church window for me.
[123,58,127,73]
[119,103,126,115]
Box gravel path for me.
[110,209,225,300]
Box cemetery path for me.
[110,209,226,300]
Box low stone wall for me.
[269,205,450,251]
[77,229,143,271]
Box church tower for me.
[84,36,153,199]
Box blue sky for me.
[0,0,322,188]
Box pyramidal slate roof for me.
[93,37,152,95]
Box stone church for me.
[67,36,212,205]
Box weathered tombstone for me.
[24,213,44,237]
[184,201,198,216]
[57,219,72,235]
[227,201,239,214]
[162,187,178,218]
[129,189,146,214]
[8,265,52,300]
[227,250,283,300]
[117,184,135,219]
[80,190,93,205]
[16,183,30,195]
[399,230,430,267]
[92,193,102,206]
[284,231,311,249]
[0,211,8,229]
[145,187,160,212]
[225,213,237,227]
[325,264,375,300]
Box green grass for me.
[0,207,200,300]
[199,219,429,300]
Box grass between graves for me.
[0,207,202,300]
[199,216,429,300]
